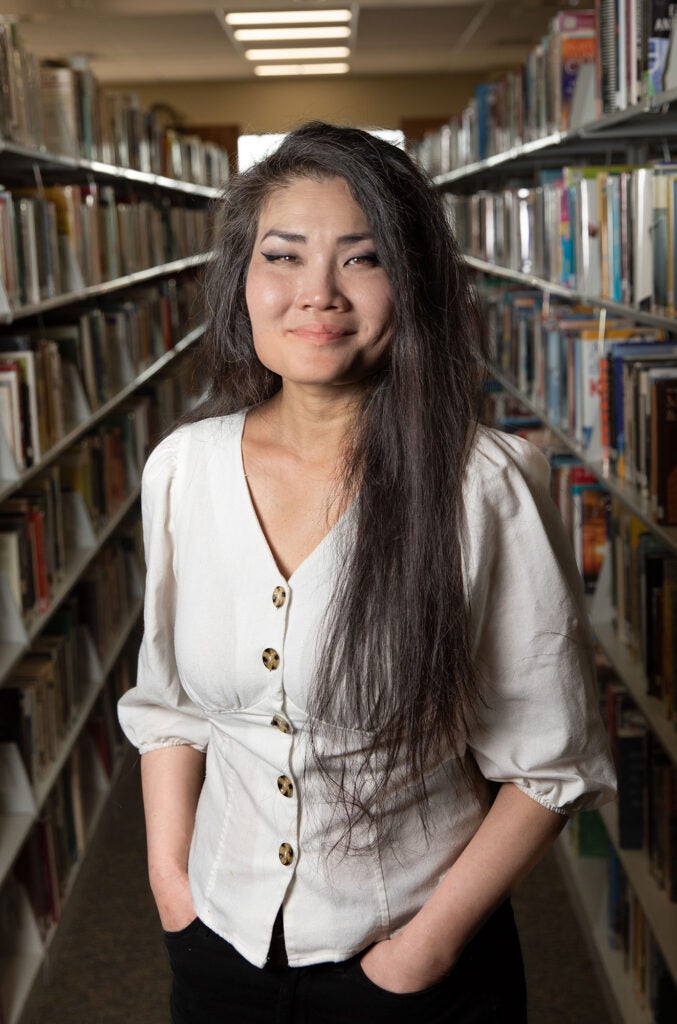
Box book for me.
[650,374,677,523]
[0,359,25,469]
[38,61,79,157]
[0,527,22,610]
[616,710,647,849]
[645,0,677,94]
[549,12,596,130]
[0,346,42,465]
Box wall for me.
[106,72,491,133]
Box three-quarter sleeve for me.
[118,430,210,754]
[463,429,616,815]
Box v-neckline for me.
[236,409,353,586]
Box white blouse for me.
[118,411,616,968]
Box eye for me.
[262,252,298,263]
[346,253,380,267]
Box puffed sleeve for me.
[463,428,616,814]
[117,429,210,754]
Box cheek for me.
[245,266,290,326]
[361,286,395,338]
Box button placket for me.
[264,580,298,874]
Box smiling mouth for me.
[290,326,352,345]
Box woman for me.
[118,122,616,1023]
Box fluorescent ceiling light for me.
[254,63,350,76]
[245,46,350,61]
[235,27,351,41]
[226,10,352,26]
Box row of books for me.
[606,687,677,896]
[0,19,230,186]
[0,182,212,309]
[606,848,677,1019]
[0,542,140,788]
[0,274,199,472]
[597,0,677,114]
[0,407,144,618]
[7,653,136,941]
[414,4,677,174]
[0,358,198,621]
[483,286,677,523]
[609,498,676,721]
[495,411,675,726]
[494,418,608,592]
[551,456,608,593]
[447,162,677,313]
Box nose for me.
[296,260,348,310]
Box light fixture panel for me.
[245,46,351,62]
[226,10,352,26]
[254,63,351,76]
[234,27,351,42]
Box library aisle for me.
[18,750,617,1024]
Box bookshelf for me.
[0,30,225,1024]
[421,25,677,1022]
[433,88,677,190]
[0,253,213,326]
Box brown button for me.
[262,648,280,671]
[272,586,286,608]
[277,775,294,798]
[271,714,292,734]
[279,842,294,866]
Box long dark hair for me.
[184,122,490,848]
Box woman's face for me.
[245,175,395,390]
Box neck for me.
[260,382,363,461]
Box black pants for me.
[164,900,527,1024]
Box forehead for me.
[255,175,370,234]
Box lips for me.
[289,324,352,345]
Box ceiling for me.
[7,0,568,82]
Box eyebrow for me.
[260,229,374,246]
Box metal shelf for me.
[593,623,677,769]
[0,322,205,505]
[491,368,677,556]
[0,486,141,688]
[555,836,653,1024]
[0,138,221,199]
[599,804,677,985]
[465,256,677,332]
[32,597,143,813]
[0,252,214,325]
[433,92,677,189]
